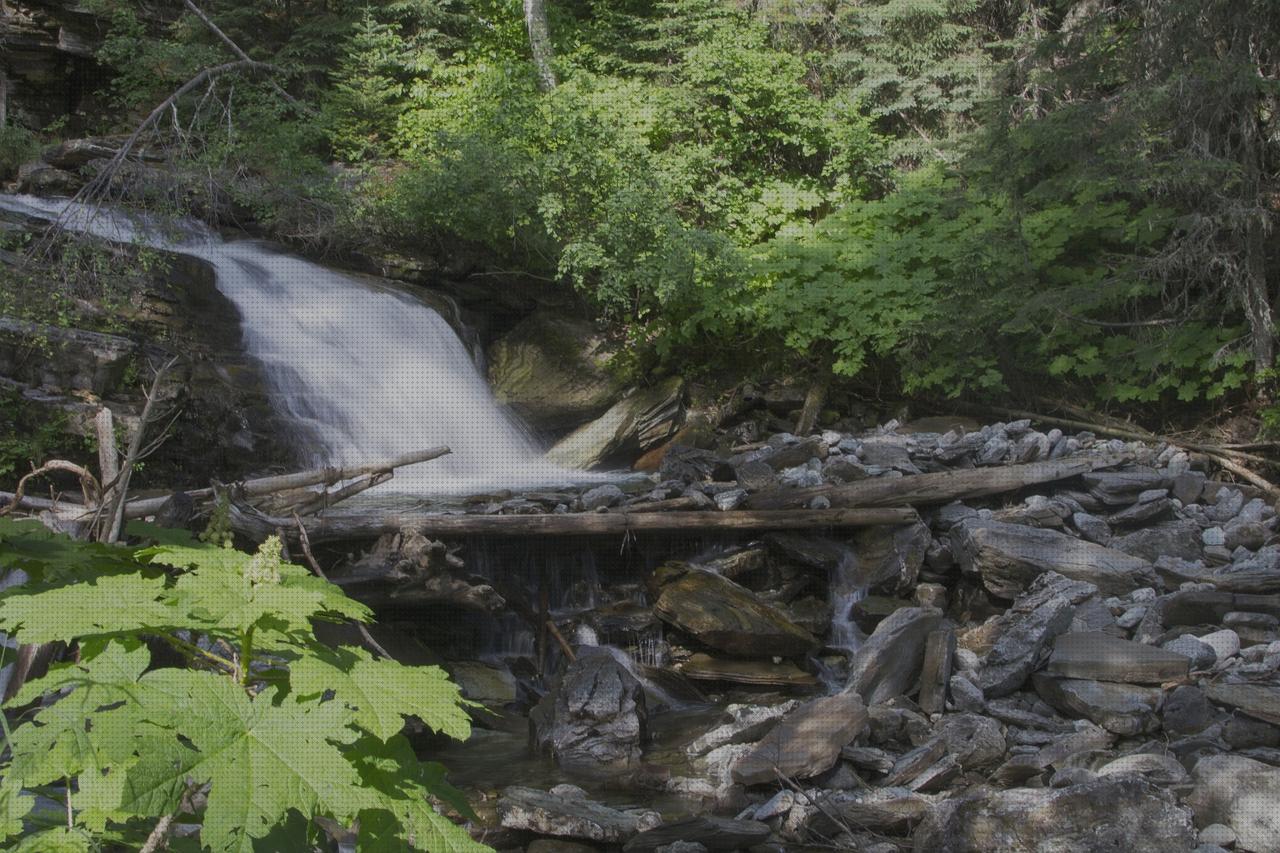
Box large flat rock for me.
[951,518,1157,598]
[498,785,661,842]
[1044,631,1190,683]
[732,691,867,785]
[653,566,818,658]
[846,606,945,703]
[913,776,1194,852]
[1031,673,1163,735]
[1204,682,1280,725]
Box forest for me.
[0,0,1278,851]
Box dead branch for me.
[746,452,1131,510]
[181,0,309,114]
[0,460,101,517]
[292,512,394,660]
[102,355,180,543]
[62,59,279,230]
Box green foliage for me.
[0,389,74,483]
[0,125,38,175]
[63,0,1278,413]
[0,521,482,852]
[324,13,411,162]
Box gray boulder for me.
[1045,631,1190,683]
[732,691,868,785]
[951,518,1157,598]
[1186,755,1280,853]
[531,647,647,774]
[652,565,818,658]
[913,776,1195,852]
[1031,673,1163,735]
[846,607,944,704]
[487,311,623,432]
[976,572,1098,698]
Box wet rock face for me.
[846,607,944,704]
[652,565,818,658]
[487,310,623,434]
[531,647,647,776]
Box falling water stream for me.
[0,193,597,496]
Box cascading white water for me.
[0,194,596,494]
[828,548,867,653]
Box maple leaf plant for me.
[0,518,487,852]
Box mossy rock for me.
[487,310,625,433]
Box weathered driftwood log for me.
[118,446,450,520]
[744,452,1132,510]
[231,506,922,544]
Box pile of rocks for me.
[440,418,1280,852]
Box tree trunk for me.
[794,372,831,436]
[523,0,557,92]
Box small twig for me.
[140,813,175,853]
[776,771,858,840]
[292,512,394,660]
[546,620,576,662]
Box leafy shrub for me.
[0,520,483,852]
[0,126,38,176]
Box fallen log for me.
[118,446,450,520]
[231,506,921,543]
[745,451,1132,510]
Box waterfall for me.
[828,547,867,654]
[0,194,598,495]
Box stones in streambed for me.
[975,572,1099,698]
[1204,682,1280,726]
[687,701,800,756]
[847,607,945,704]
[732,691,868,785]
[497,784,661,842]
[951,518,1158,598]
[782,787,933,838]
[531,647,647,775]
[1156,546,1280,593]
[651,564,818,658]
[623,816,771,852]
[912,776,1195,853]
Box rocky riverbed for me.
[332,417,1280,852]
